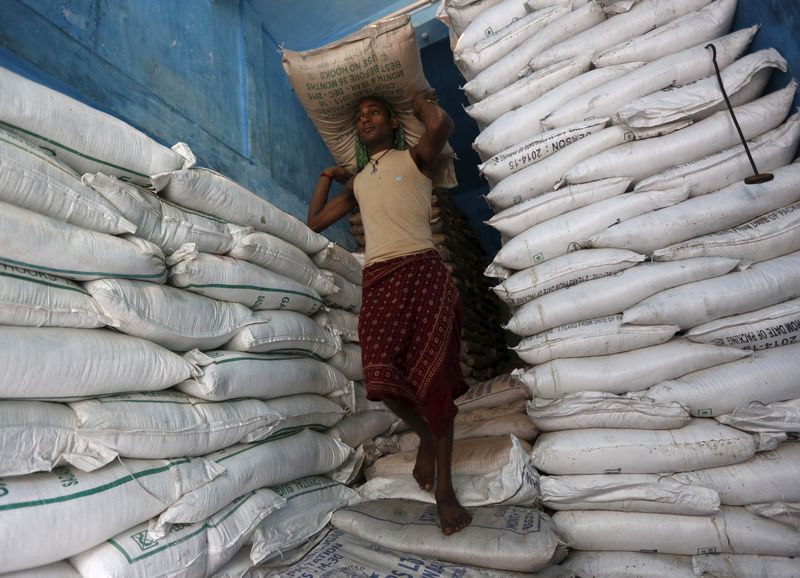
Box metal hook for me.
[705,43,774,185]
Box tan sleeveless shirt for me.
[353,148,435,266]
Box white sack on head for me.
[0,201,166,283]
[85,278,256,351]
[167,245,324,314]
[513,314,678,365]
[517,339,749,397]
[635,110,800,196]
[505,257,738,336]
[153,167,328,254]
[0,66,193,187]
[565,82,795,186]
[623,251,800,329]
[645,343,800,417]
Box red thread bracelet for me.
[320,172,333,180]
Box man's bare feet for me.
[435,488,472,535]
[413,434,435,491]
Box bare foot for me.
[435,488,472,535]
[413,434,435,491]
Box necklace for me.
[368,149,392,175]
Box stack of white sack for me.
[434,0,800,574]
[0,65,380,576]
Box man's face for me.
[355,99,396,148]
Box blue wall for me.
[1,0,798,257]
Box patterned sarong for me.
[359,249,468,439]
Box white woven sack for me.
[526,391,691,430]
[514,314,678,364]
[552,506,800,556]
[566,82,795,186]
[544,27,755,131]
[517,339,749,397]
[494,249,643,308]
[654,201,800,264]
[444,0,506,38]
[530,0,714,71]
[85,278,256,351]
[313,308,359,342]
[593,0,736,68]
[176,350,350,402]
[71,391,284,460]
[326,410,395,449]
[487,178,630,241]
[0,129,134,234]
[325,342,363,380]
[70,488,283,578]
[462,2,607,102]
[473,62,639,158]
[250,477,359,565]
[455,0,532,52]
[746,501,800,530]
[153,429,352,534]
[506,257,738,336]
[310,242,362,286]
[228,232,335,296]
[0,456,221,573]
[674,442,800,506]
[0,265,106,328]
[455,372,531,411]
[332,500,562,573]
[532,418,755,475]
[0,327,198,400]
[489,190,688,277]
[541,473,720,514]
[84,173,251,256]
[617,48,786,128]
[480,118,609,186]
[0,401,116,476]
[167,245,324,315]
[267,394,346,435]
[0,561,81,577]
[646,343,800,417]
[624,251,800,329]
[322,269,361,313]
[222,310,340,359]
[715,399,800,433]
[454,4,570,80]
[559,552,695,578]
[692,553,800,578]
[152,167,328,254]
[0,201,166,283]
[636,110,800,196]
[0,67,193,187]
[592,162,800,256]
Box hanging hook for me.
[706,43,774,185]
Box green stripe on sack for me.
[0,120,150,178]
[182,283,324,303]
[212,427,310,463]
[0,256,165,280]
[0,271,90,295]
[212,354,307,365]
[0,459,191,512]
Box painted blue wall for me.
[0,0,798,257]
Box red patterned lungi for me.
[359,249,468,439]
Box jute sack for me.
[635,111,800,196]
[541,473,720,514]
[0,457,221,573]
[715,398,800,433]
[0,327,198,400]
[526,391,691,431]
[0,66,194,187]
[0,128,134,234]
[222,310,341,359]
[646,343,800,417]
[592,0,737,67]
[167,245,324,315]
[0,264,107,328]
[552,506,800,556]
[313,308,359,342]
[84,173,252,256]
[332,500,563,573]
[559,552,695,578]
[531,419,756,475]
[176,350,351,402]
[687,298,800,350]
[281,16,456,188]
[0,201,166,283]
[513,314,678,365]
[692,553,800,578]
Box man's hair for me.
[354,95,406,171]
